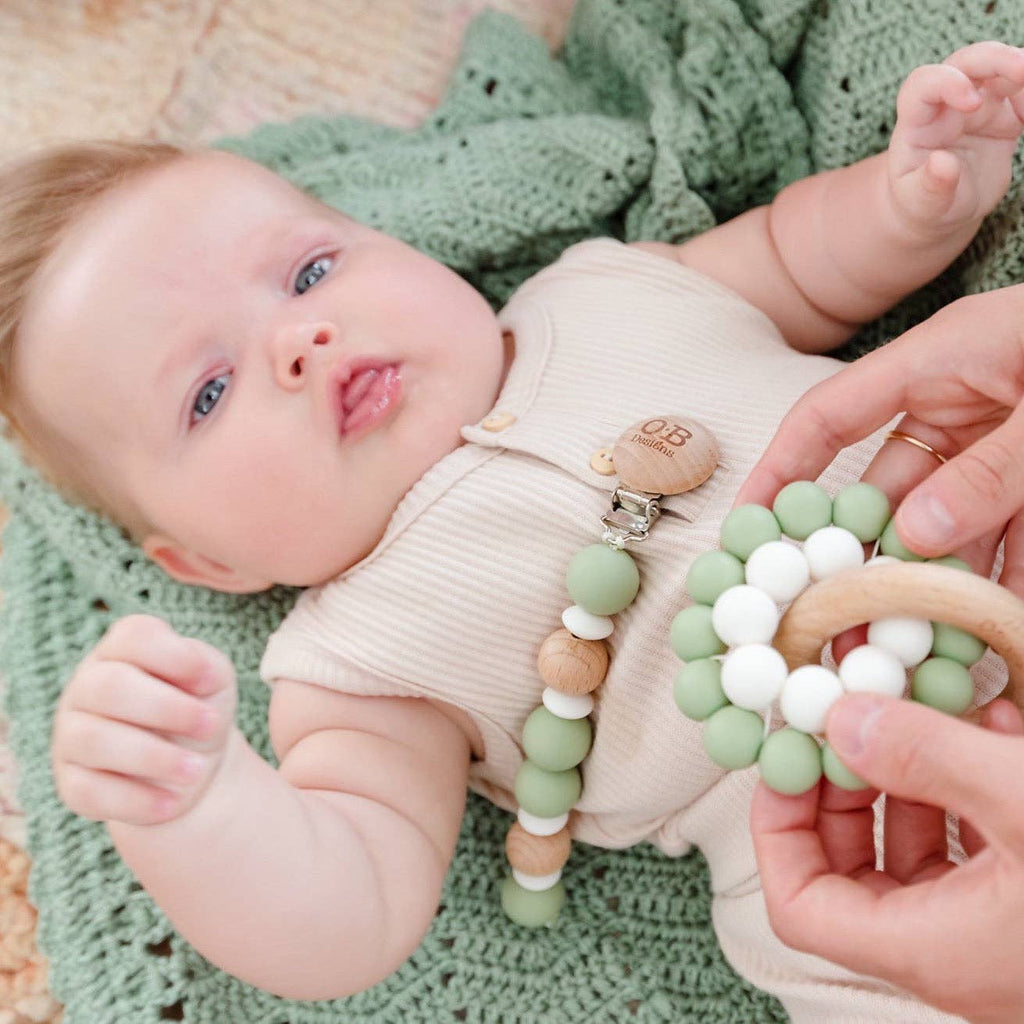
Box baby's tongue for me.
[343,368,380,412]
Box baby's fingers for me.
[55,710,207,789]
[896,63,980,135]
[57,763,181,826]
[67,660,220,741]
[944,41,1024,100]
[93,614,234,698]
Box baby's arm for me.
[639,42,1024,352]
[52,615,469,1000]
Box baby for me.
[5,41,1023,1023]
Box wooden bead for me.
[505,822,572,875]
[612,415,718,495]
[537,628,608,695]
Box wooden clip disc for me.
[612,416,718,495]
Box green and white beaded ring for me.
[671,479,993,795]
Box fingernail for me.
[828,696,887,759]
[899,491,956,548]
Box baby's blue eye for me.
[192,373,231,423]
[294,257,333,295]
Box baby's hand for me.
[52,615,236,826]
[888,41,1024,234]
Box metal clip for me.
[601,486,662,548]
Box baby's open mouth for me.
[335,361,402,437]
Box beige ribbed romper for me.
[262,239,997,1023]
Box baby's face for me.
[15,151,507,589]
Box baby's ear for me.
[141,535,272,594]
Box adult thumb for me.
[825,693,1024,853]
[895,404,1024,556]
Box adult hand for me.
[735,283,1024,593]
[738,284,1024,1021]
[751,694,1024,1024]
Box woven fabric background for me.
[2,1,1023,1022]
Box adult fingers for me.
[882,795,951,883]
[735,346,911,508]
[960,699,1024,857]
[840,412,1002,572]
[815,780,881,877]
[824,694,1024,856]
[750,781,896,900]
[999,508,1024,598]
[831,624,868,665]
[894,399,1024,557]
[859,414,955,510]
[752,781,911,981]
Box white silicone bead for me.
[744,541,811,604]
[720,643,789,711]
[561,604,614,640]
[838,643,907,698]
[780,665,844,733]
[864,555,901,569]
[542,687,594,720]
[517,809,570,836]
[867,617,934,668]
[711,585,780,646]
[803,526,865,581]
[512,867,563,892]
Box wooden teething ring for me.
[774,561,1024,720]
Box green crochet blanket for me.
[3,1,1023,1021]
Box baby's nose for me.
[271,321,336,388]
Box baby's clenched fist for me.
[52,614,237,826]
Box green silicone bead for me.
[929,555,972,573]
[514,760,582,817]
[686,549,746,605]
[720,503,782,560]
[832,483,891,542]
[703,705,765,770]
[673,659,728,721]
[772,481,832,541]
[565,544,640,616]
[522,706,593,772]
[931,621,987,667]
[821,743,869,791]
[758,729,823,795]
[879,518,925,561]
[500,876,567,927]
[911,656,974,715]
[670,605,727,661]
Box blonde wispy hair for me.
[0,139,186,521]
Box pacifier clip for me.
[501,415,719,926]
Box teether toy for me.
[672,480,1024,795]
